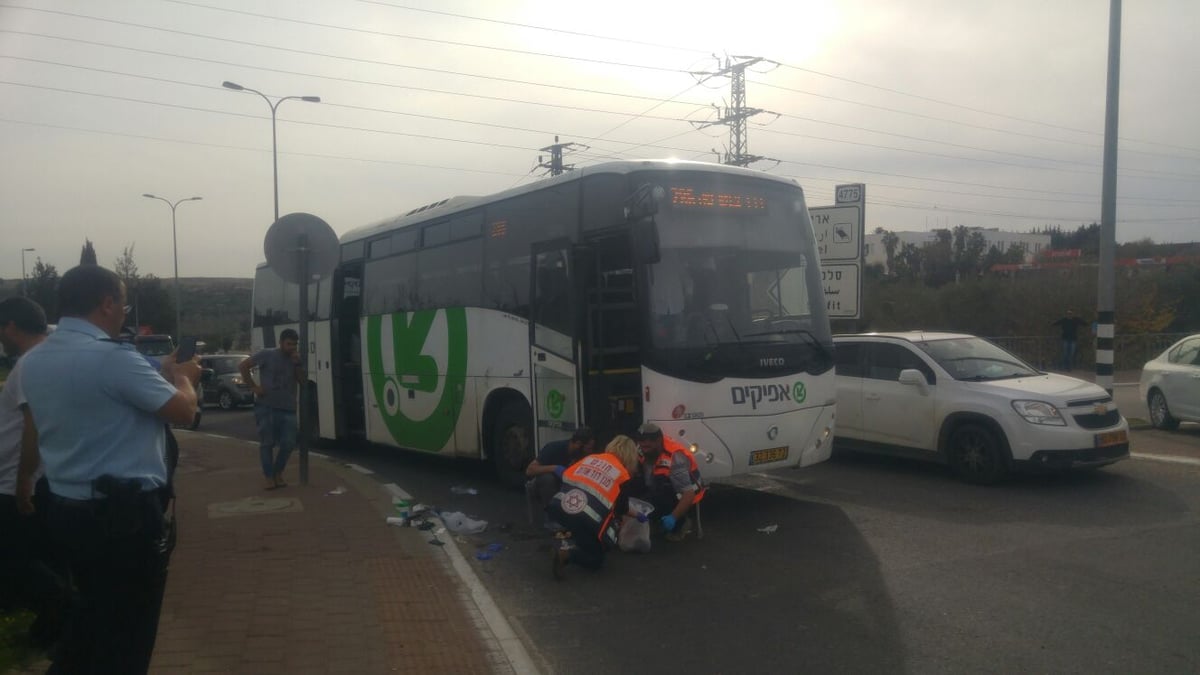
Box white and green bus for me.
[252,160,836,486]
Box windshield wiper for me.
[742,328,830,358]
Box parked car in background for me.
[133,334,175,357]
[833,332,1129,484]
[198,354,254,409]
[1139,334,1200,430]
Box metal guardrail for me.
[987,333,1190,371]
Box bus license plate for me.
[750,446,789,465]
[1094,430,1127,448]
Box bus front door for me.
[529,242,581,450]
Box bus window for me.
[582,174,629,231]
[417,240,482,309]
[342,240,365,262]
[253,266,293,327]
[423,221,451,247]
[391,228,420,253]
[368,237,391,259]
[363,253,418,315]
[449,210,483,240]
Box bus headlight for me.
[688,443,713,464]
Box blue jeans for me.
[255,404,297,478]
[1060,339,1078,370]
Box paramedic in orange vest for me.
[546,435,642,580]
[635,422,705,542]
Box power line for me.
[354,0,710,55]
[0,29,708,107]
[0,116,529,176]
[6,4,694,74]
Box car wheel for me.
[492,399,533,489]
[948,422,1009,485]
[218,390,235,410]
[1148,389,1180,431]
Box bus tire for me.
[492,399,534,489]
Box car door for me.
[860,342,938,451]
[833,341,865,439]
[1165,337,1200,421]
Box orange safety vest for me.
[650,436,706,504]
[555,452,631,544]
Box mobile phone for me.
[176,336,198,362]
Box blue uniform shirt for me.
[20,317,178,499]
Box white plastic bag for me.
[618,498,653,553]
[440,511,488,534]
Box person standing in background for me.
[1051,309,1090,371]
[239,328,302,490]
[0,296,69,654]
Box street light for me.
[20,248,35,297]
[221,80,320,224]
[142,194,202,340]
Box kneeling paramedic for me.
[546,435,642,579]
[635,422,706,541]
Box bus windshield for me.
[640,174,831,375]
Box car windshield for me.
[207,357,245,375]
[916,337,1039,381]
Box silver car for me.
[1139,334,1200,430]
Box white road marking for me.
[1132,452,1200,467]
[345,463,374,475]
[383,483,413,501]
[419,507,539,675]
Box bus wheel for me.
[492,400,533,489]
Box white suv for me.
[833,332,1129,483]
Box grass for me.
[0,609,40,673]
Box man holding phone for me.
[239,329,302,490]
[17,264,201,673]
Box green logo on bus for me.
[793,381,806,404]
[366,309,468,451]
[546,389,565,419]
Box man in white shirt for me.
[0,296,68,652]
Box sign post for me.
[810,184,865,319]
[264,213,339,485]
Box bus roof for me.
[339,159,800,246]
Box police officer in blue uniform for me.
[18,264,201,674]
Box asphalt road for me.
[201,406,1200,674]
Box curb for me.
[182,432,539,675]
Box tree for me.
[923,228,955,287]
[129,275,175,335]
[80,239,98,265]
[27,258,60,322]
[114,244,139,283]
[894,242,923,280]
[881,229,900,276]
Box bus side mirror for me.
[631,219,661,265]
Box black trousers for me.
[546,505,608,570]
[0,484,71,644]
[45,490,171,675]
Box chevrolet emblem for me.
[1093,403,1108,415]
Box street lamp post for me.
[223,80,320,486]
[221,81,320,224]
[20,248,35,297]
[142,194,202,340]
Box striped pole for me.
[1095,312,1115,394]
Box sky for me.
[1,0,1197,280]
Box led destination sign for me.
[669,187,767,211]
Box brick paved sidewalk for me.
[147,433,513,674]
